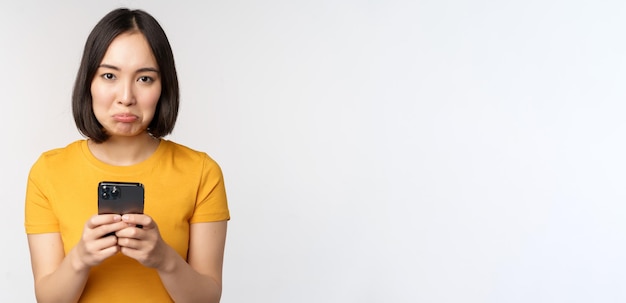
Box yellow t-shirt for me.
[24,139,230,302]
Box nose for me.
[117,80,136,106]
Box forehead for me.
[100,32,158,68]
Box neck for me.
[88,133,160,166]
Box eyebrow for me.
[98,64,160,73]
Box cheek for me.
[142,88,162,118]
[90,82,111,105]
[151,84,162,102]
[90,86,105,113]
[148,89,161,107]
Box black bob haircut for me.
[72,8,179,143]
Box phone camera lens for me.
[111,186,120,198]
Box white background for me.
[2,0,626,302]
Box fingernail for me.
[113,215,121,221]
[122,214,129,221]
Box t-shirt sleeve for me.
[190,154,230,223]
[24,156,60,234]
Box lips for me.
[112,113,138,123]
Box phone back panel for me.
[98,182,144,215]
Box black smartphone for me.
[98,181,144,215]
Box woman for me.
[24,8,229,303]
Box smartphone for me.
[98,181,144,215]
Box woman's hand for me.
[73,214,127,271]
[116,214,172,270]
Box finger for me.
[86,214,122,229]
[81,234,119,259]
[99,245,120,258]
[119,246,142,263]
[119,241,164,269]
[94,221,129,238]
[89,243,120,262]
[115,225,144,239]
[117,236,141,249]
[90,233,119,250]
[77,237,119,267]
[121,214,154,229]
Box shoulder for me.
[33,140,85,167]
[159,140,224,182]
[161,140,219,166]
[28,140,86,179]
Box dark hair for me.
[72,8,179,143]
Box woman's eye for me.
[138,76,153,83]
[102,73,115,80]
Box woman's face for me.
[91,31,162,139]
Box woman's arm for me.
[117,216,227,303]
[28,233,89,303]
[160,221,227,302]
[27,215,127,303]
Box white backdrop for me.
[2,0,626,302]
